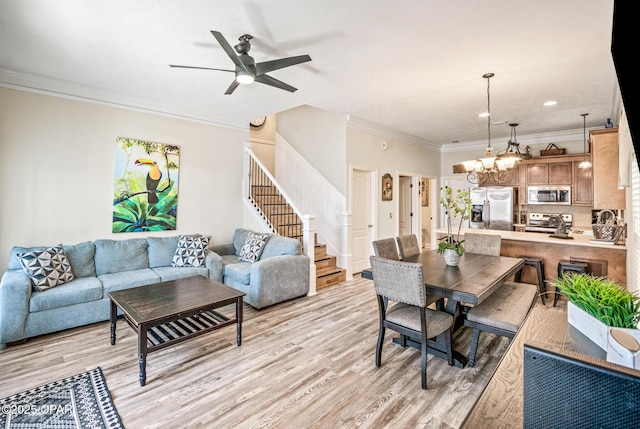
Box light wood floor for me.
[0,276,514,429]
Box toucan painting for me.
[135,158,162,204]
[113,137,180,233]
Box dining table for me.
[362,249,525,368]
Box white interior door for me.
[352,169,373,273]
[399,176,412,235]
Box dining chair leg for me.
[421,333,428,390]
[468,328,481,367]
[376,325,385,367]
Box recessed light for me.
[543,100,557,106]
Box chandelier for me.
[456,73,521,185]
[497,123,531,164]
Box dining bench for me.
[464,280,538,367]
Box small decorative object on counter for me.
[592,209,626,244]
[605,118,614,128]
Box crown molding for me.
[439,128,592,153]
[346,115,441,152]
[0,68,248,131]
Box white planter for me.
[443,248,461,267]
[567,301,639,353]
[567,301,608,350]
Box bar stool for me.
[515,256,546,305]
[554,260,589,306]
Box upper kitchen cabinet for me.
[478,166,519,187]
[526,161,573,185]
[572,160,593,206]
[591,128,625,209]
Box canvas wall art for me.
[112,137,180,232]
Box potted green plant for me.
[437,186,472,266]
[552,273,640,349]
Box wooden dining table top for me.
[365,250,525,306]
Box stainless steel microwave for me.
[527,186,571,205]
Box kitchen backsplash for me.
[519,205,594,227]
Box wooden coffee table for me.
[108,276,246,386]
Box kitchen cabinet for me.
[526,161,572,185]
[591,128,625,209]
[478,166,519,187]
[518,164,527,204]
[572,160,593,206]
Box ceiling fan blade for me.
[211,30,247,71]
[169,64,235,73]
[224,80,240,95]
[255,55,312,75]
[255,74,297,92]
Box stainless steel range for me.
[525,212,573,233]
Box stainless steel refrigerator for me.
[469,187,516,230]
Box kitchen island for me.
[432,228,627,285]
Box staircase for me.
[247,154,346,289]
[314,235,346,289]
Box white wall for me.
[346,127,440,240]
[276,105,347,194]
[0,87,247,270]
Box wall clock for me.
[250,116,267,128]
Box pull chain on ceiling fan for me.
[170,30,312,95]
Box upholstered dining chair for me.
[462,232,501,256]
[396,234,421,259]
[372,238,400,260]
[370,255,454,389]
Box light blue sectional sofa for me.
[0,235,217,348]
[208,228,310,309]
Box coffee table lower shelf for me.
[126,309,235,351]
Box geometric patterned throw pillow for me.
[18,244,75,291]
[238,232,270,263]
[171,235,210,267]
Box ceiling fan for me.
[170,31,312,95]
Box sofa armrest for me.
[210,243,235,256]
[0,270,32,345]
[249,255,310,308]
[205,251,224,282]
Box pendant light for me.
[458,73,515,184]
[578,113,592,169]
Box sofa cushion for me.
[29,277,103,313]
[260,235,301,259]
[99,268,160,294]
[152,267,208,282]
[94,238,149,275]
[232,229,252,256]
[147,236,179,268]
[224,263,251,285]
[63,241,96,278]
[171,235,210,267]
[18,245,75,291]
[239,232,270,263]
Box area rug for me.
[0,367,124,429]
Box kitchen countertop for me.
[433,227,626,250]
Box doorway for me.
[351,167,375,274]
[398,173,420,245]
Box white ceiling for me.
[0,0,620,149]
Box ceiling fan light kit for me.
[170,30,312,95]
